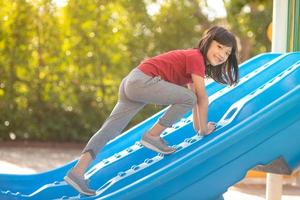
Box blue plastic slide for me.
[1,52,300,200]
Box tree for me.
[0,0,36,140]
[224,0,272,61]
[0,0,273,142]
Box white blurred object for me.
[0,161,36,174]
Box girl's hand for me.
[197,122,217,136]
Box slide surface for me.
[1,52,300,200]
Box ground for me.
[1,141,300,200]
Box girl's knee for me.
[185,90,197,107]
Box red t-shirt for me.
[137,49,206,86]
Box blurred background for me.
[0,0,273,142]
[2,2,300,199]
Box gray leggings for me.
[82,68,197,159]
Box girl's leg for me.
[125,70,197,132]
[64,77,145,195]
[125,69,197,153]
[147,122,166,137]
[73,77,145,175]
[72,151,93,175]
[80,99,145,161]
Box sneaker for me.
[140,134,176,154]
[64,170,96,196]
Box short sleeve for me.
[186,51,205,78]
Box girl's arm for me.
[187,83,201,132]
[189,74,215,135]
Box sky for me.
[52,0,227,20]
[53,0,68,7]
[204,0,227,20]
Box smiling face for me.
[206,40,232,66]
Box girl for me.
[64,26,239,195]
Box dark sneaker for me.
[64,170,96,196]
[140,134,176,154]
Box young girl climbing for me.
[64,26,239,195]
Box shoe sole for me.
[64,176,95,196]
[140,140,175,155]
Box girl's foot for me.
[64,169,96,196]
[140,134,176,154]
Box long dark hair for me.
[198,26,239,86]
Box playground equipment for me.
[1,52,300,200]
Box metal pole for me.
[287,0,300,189]
[266,0,289,199]
[271,0,288,52]
[291,0,300,51]
[266,173,283,200]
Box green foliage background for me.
[0,0,272,142]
